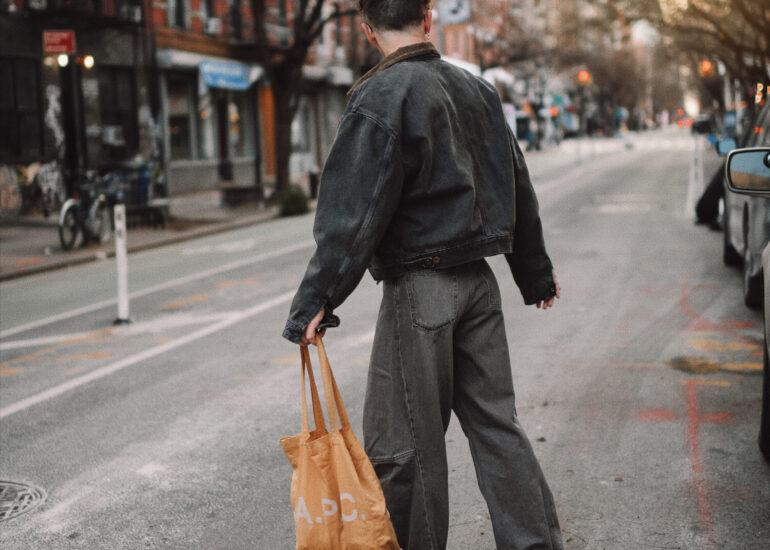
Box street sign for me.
[43,30,76,54]
[199,60,250,90]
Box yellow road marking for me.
[216,278,260,289]
[271,354,297,365]
[64,366,88,376]
[720,362,762,372]
[0,329,112,370]
[161,294,209,310]
[0,367,24,376]
[688,338,759,352]
[57,352,111,362]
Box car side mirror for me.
[717,137,738,156]
[725,147,770,196]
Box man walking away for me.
[283,1,563,548]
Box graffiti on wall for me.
[44,85,65,160]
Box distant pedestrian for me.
[283,1,563,548]
[696,161,725,227]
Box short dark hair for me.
[358,0,430,31]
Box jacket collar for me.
[348,42,440,97]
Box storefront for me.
[156,49,263,195]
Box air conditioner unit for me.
[205,17,222,34]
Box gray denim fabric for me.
[364,260,563,550]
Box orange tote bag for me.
[280,337,400,549]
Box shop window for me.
[229,91,255,158]
[0,59,42,162]
[97,66,138,156]
[167,75,193,160]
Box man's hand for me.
[536,271,561,310]
[300,308,326,346]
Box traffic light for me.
[699,60,715,77]
[577,69,592,86]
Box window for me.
[168,0,186,28]
[0,59,42,162]
[167,74,193,160]
[229,90,255,157]
[98,66,138,156]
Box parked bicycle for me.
[58,170,115,250]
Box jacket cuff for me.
[282,319,306,344]
[520,274,557,305]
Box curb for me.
[0,209,282,283]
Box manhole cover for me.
[0,481,46,521]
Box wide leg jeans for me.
[363,260,563,550]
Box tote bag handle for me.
[315,336,351,432]
[300,345,326,434]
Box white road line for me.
[0,332,96,351]
[0,240,314,339]
[0,291,295,420]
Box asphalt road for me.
[1,127,768,549]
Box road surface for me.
[1,127,767,549]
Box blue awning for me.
[199,60,251,90]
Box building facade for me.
[1,0,156,213]
[0,0,367,217]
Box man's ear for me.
[424,9,432,35]
[362,22,377,46]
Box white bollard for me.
[113,204,131,325]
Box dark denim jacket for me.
[283,42,555,343]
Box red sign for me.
[43,31,76,54]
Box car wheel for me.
[723,208,741,266]
[744,247,763,309]
[761,344,770,461]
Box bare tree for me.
[249,0,358,202]
[470,0,547,70]
[597,0,769,96]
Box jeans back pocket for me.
[404,270,458,331]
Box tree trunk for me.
[269,63,302,202]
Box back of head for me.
[358,0,431,31]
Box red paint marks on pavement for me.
[636,409,677,422]
[693,284,719,291]
[679,284,757,347]
[683,379,737,549]
[721,320,754,330]
[698,412,734,424]
[14,257,41,268]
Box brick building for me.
[151,0,364,197]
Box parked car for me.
[721,101,770,308]
[724,146,770,460]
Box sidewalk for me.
[0,191,280,282]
